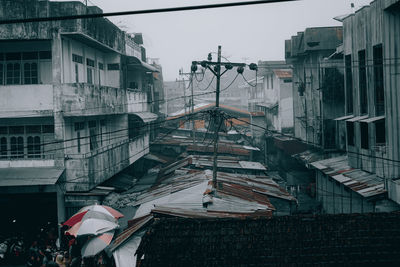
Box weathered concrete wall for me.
[127,90,148,113]
[129,133,149,165]
[60,83,126,116]
[65,141,130,191]
[0,84,53,115]
[0,0,126,53]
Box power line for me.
[0,0,298,25]
[222,112,400,166]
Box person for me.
[55,254,66,267]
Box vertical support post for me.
[191,72,195,144]
[212,45,222,189]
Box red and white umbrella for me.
[63,204,124,227]
[81,231,114,258]
[65,210,118,237]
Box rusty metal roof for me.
[189,155,266,171]
[108,214,153,252]
[311,156,386,198]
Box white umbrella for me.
[81,231,114,257]
[77,218,118,236]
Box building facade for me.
[0,0,160,233]
[285,27,344,148]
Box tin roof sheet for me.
[311,156,386,197]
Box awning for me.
[130,112,158,123]
[334,114,354,121]
[125,56,159,73]
[0,167,64,187]
[346,115,368,122]
[360,115,385,123]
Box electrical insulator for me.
[214,65,220,73]
[208,53,212,61]
[191,64,198,72]
[237,66,244,74]
[225,64,233,70]
[249,63,258,71]
[201,61,208,68]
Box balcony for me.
[0,84,53,118]
[61,83,126,116]
[65,140,130,191]
[127,89,149,113]
[129,133,149,164]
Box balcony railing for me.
[65,139,129,159]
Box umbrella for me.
[65,211,118,237]
[63,204,124,227]
[78,204,124,219]
[81,231,114,258]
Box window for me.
[27,136,41,158]
[72,54,83,64]
[39,51,51,60]
[75,64,79,83]
[358,50,367,114]
[88,121,98,151]
[0,137,7,158]
[87,67,93,84]
[9,126,24,134]
[42,125,54,134]
[24,62,38,84]
[98,62,104,70]
[346,122,354,146]
[6,62,20,84]
[271,75,273,88]
[86,58,95,84]
[74,122,85,153]
[107,63,119,70]
[360,122,369,149]
[26,125,41,134]
[375,119,386,145]
[373,44,384,115]
[345,55,353,114]
[10,136,24,158]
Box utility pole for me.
[179,68,204,144]
[191,46,257,192]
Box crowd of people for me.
[0,226,114,267]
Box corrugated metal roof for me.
[334,114,354,121]
[311,156,386,197]
[346,115,369,122]
[108,214,153,252]
[189,155,266,171]
[0,167,64,187]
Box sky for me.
[56,0,371,81]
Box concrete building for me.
[339,0,400,206]
[245,61,293,134]
[0,0,160,235]
[285,27,344,148]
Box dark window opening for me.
[74,122,85,131]
[75,64,79,83]
[360,122,369,149]
[86,58,95,67]
[42,125,54,134]
[10,136,24,158]
[27,136,41,158]
[9,126,24,134]
[26,125,41,134]
[88,121,98,151]
[346,122,354,146]
[24,62,38,84]
[87,67,93,84]
[0,126,7,134]
[0,137,7,158]
[22,52,38,60]
[0,64,3,85]
[375,119,386,145]
[373,44,384,115]
[358,50,367,114]
[72,54,83,64]
[39,51,52,60]
[98,62,104,70]
[6,63,20,84]
[345,55,353,114]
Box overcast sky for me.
[58,0,371,80]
